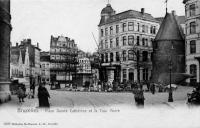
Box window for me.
[105,53,108,63]
[137,23,140,32]
[150,26,156,34]
[122,23,126,32]
[189,4,195,16]
[110,53,113,62]
[105,40,108,48]
[105,28,108,36]
[116,52,120,62]
[142,38,145,46]
[145,39,148,46]
[190,40,196,54]
[110,39,113,48]
[100,40,103,49]
[190,21,196,34]
[123,36,127,46]
[128,36,134,45]
[116,25,119,33]
[123,69,127,82]
[128,22,134,31]
[142,25,145,32]
[122,50,126,61]
[190,64,197,83]
[142,51,148,61]
[143,68,148,81]
[116,37,119,47]
[101,54,104,63]
[101,29,104,37]
[128,50,134,60]
[137,36,140,45]
[110,26,113,35]
[145,25,149,33]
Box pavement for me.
[0,85,193,109]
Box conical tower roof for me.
[155,13,184,41]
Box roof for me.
[155,13,184,41]
[183,0,189,4]
[101,4,115,14]
[99,9,159,26]
[155,16,185,25]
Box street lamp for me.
[168,43,174,102]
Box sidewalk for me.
[0,94,38,108]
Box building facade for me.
[50,35,78,86]
[18,39,41,85]
[76,57,92,87]
[40,51,50,84]
[98,4,160,83]
[183,0,200,84]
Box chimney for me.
[172,10,176,16]
[37,43,39,48]
[141,8,145,14]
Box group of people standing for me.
[17,82,50,108]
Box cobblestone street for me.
[1,85,193,109]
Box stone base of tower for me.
[0,82,11,103]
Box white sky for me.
[11,0,185,53]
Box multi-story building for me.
[50,35,78,86]
[40,51,50,84]
[17,39,41,85]
[183,0,200,85]
[98,4,160,83]
[76,57,92,87]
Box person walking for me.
[150,83,155,94]
[30,82,35,98]
[17,85,25,102]
[37,83,50,107]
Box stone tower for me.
[0,0,12,103]
[151,12,186,84]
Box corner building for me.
[50,35,78,86]
[98,4,160,83]
[183,0,200,85]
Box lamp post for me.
[168,58,173,102]
[168,43,174,102]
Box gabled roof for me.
[99,9,159,26]
[155,13,184,41]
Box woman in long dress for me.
[38,84,50,107]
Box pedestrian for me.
[133,85,145,108]
[30,82,35,98]
[150,83,155,94]
[37,83,50,107]
[17,85,25,102]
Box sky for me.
[11,0,185,53]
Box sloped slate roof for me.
[99,10,159,26]
[155,16,185,25]
[155,13,184,41]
